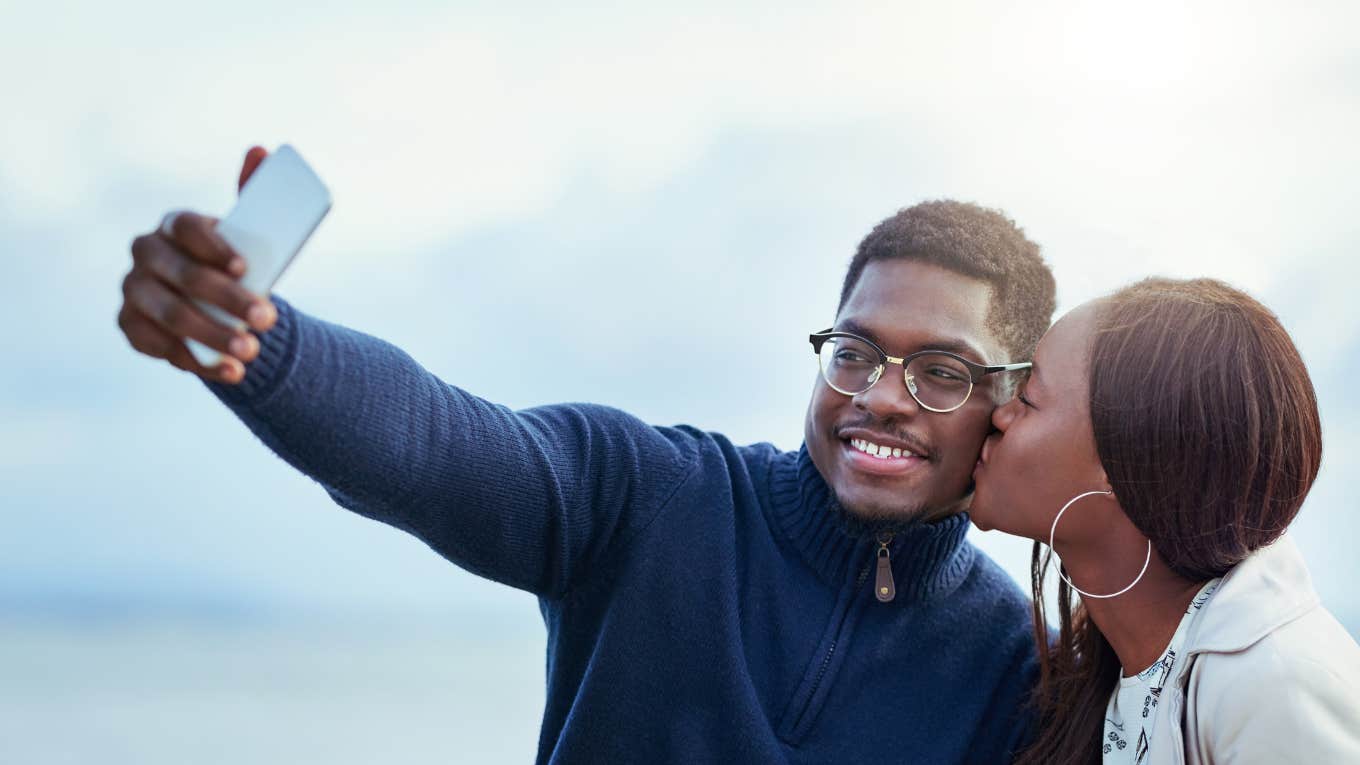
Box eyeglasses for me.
[809,329,1032,413]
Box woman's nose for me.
[992,396,1020,432]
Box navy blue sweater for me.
[209,299,1039,764]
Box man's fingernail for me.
[229,335,255,358]
[220,359,244,383]
[228,257,247,277]
[248,302,273,327]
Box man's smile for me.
[837,427,932,476]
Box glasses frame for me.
[809,328,1033,413]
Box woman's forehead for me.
[1033,303,1103,389]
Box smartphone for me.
[188,144,332,366]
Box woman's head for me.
[973,277,1324,765]
[972,277,1323,575]
[1088,277,1322,577]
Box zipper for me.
[790,535,895,737]
[801,560,874,707]
[875,532,896,602]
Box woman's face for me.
[970,302,1114,542]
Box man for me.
[119,147,1056,763]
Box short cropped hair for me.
[838,200,1056,361]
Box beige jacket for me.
[1146,535,1360,764]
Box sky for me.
[1,1,1358,754]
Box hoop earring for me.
[1048,490,1151,599]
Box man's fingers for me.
[130,231,275,332]
[119,303,180,358]
[123,274,259,362]
[117,305,245,383]
[118,150,281,384]
[139,237,263,329]
[155,211,243,275]
[239,146,268,192]
[166,341,246,384]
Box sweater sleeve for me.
[206,298,698,598]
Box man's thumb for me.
[238,146,269,192]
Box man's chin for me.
[838,498,920,521]
[832,492,946,536]
[839,486,970,525]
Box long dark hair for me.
[1016,278,1324,765]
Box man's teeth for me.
[850,438,916,459]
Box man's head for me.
[804,200,1056,528]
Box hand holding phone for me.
[187,144,331,366]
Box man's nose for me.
[852,363,922,417]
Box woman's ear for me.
[1096,465,1114,496]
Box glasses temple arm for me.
[980,362,1033,374]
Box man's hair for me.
[838,200,1056,362]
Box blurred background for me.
[3,1,1357,762]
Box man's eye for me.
[1017,392,1035,408]
[925,366,966,381]
[835,350,873,364]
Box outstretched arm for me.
[204,300,697,597]
[118,147,697,598]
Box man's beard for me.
[828,489,973,539]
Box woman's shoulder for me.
[1186,535,1359,678]
[1187,537,1360,713]
[1194,603,1360,683]
[1183,601,1360,761]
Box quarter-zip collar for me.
[766,445,974,601]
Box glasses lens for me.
[905,354,974,411]
[819,336,881,394]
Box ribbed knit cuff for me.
[205,295,300,407]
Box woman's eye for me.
[1017,392,1035,408]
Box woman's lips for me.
[979,433,1001,465]
[974,435,1000,476]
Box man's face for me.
[804,259,1005,523]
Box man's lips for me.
[837,427,930,456]
[837,428,931,476]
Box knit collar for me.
[766,445,975,602]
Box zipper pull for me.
[875,533,896,603]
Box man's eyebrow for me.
[834,318,880,342]
[834,318,991,362]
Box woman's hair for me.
[1017,277,1323,765]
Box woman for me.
[970,277,1360,764]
